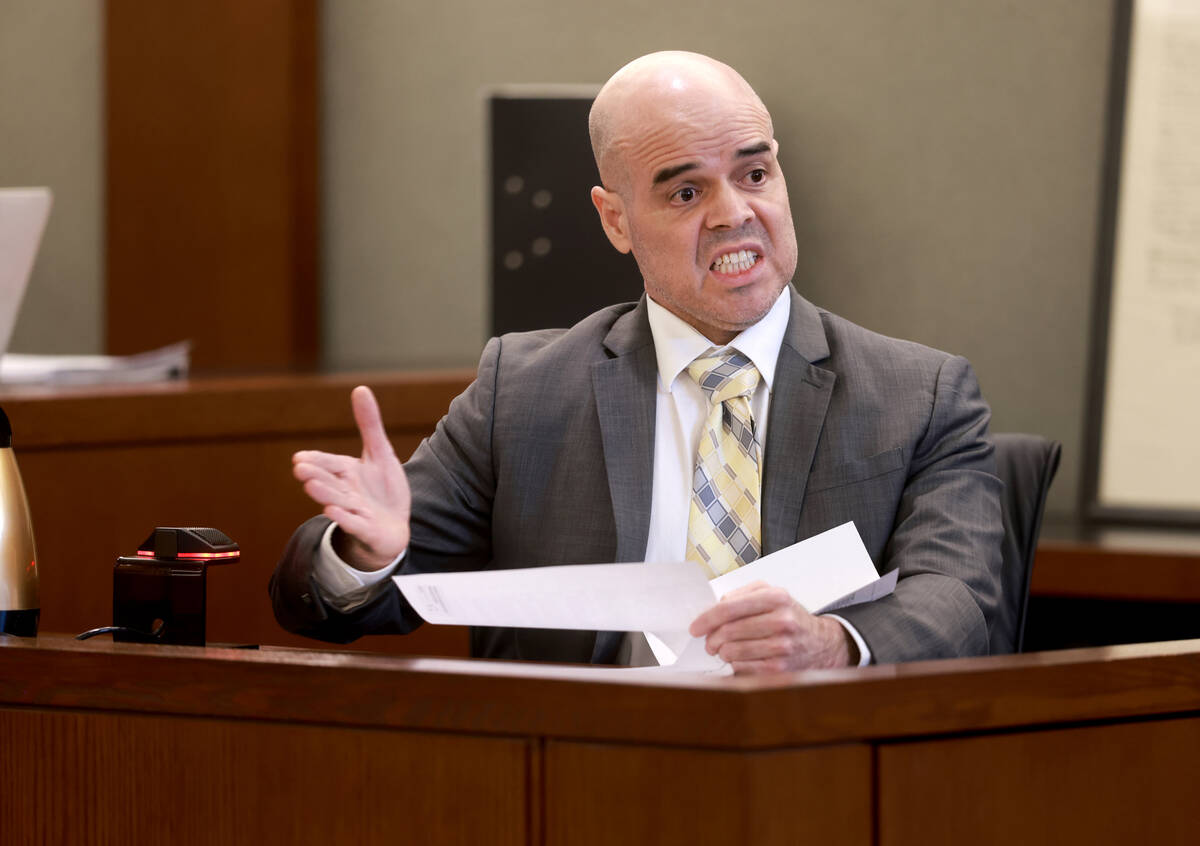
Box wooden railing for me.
[2,634,1199,844]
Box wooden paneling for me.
[877,717,1200,846]
[0,371,474,656]
[1033,537,1200,602]
[0,707,529,846]
[545,741,872,846]
[6,637,1200,843]
[105,0,318,371]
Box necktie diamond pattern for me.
[685,350,762,579]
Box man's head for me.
[589,52,798,344]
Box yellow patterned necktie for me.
[685,350,762,579]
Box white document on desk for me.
[392,522,895,671]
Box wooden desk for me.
[0,372,474,656]
[1033,522,1200,602]
[2,634,1199,845]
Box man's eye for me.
[674,186,697,203]
[746,169,766,184]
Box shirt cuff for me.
[311,522,406,612]
[823,614,873,666]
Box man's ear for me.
[590,185,632,254]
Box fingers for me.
[702,605,853,674]
[689,582,791,637]
[708,605,799,643]
[350,386,394,459]
[294,459,359,508]
[292,457,355,488]
[688,583,832,674]
[704,603,806,659]
[300,476,366,514]
[293,450,358,475]
[294,457,371,511]
[716,633,797,663]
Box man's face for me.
[596,92,798,343]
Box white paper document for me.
[394,560,717,632]
[0,341,191,385]
[392,522,895,672]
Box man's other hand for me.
[292,385,412,571]
[688,580,857,674]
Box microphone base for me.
[0,608,39,637]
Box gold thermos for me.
[0,405,39,636]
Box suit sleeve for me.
[268,338,502,643]
[833,355,1004,662]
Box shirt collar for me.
[645,288,791,393]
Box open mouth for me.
[710,249,760,275]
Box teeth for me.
[711,250,759,274]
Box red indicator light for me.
[26,559,36,575]
[135,550,240,560]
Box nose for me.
[705,181,754,230]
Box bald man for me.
[271,52,1003,671]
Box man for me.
[271,52,1003,672]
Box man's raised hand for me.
[291,385,412,571]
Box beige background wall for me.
[0,0,103,355]
[1,0,1119,518]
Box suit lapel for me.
[591,300,658,563]
[589,299,657,664]
[761,291,836,553]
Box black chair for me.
[988,433,1062,655]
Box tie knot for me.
[687,350,760,405]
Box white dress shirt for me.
[312,289,870,665]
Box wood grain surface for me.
[105,0,319,371]
[4,636,1200,844]
[878,716,1200,845]
[545,741,872,845]
[0,707,528,845]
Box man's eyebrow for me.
[652,162,697,187]
[736,141,772,158]
[650,142,772,187]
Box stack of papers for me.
[0,341,190,385]
[394,522,895,674]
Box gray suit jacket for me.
[270,288,1003,664]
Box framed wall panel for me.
[1085,0,1200,525]
[488,88,642,335]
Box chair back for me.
[988,433,1062,654]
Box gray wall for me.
[0,0,103,354]
[3,1,1118,518]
